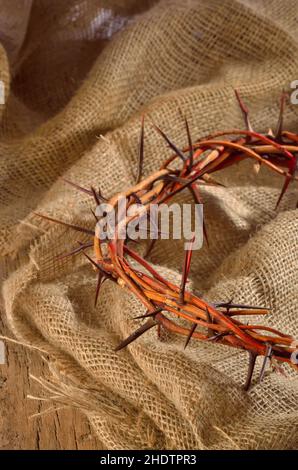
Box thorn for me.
[205,306,212,321]
[206,331,229,342]
[136,115,145,184]
[153,124,186,162]
[90,209,99,222]
[133,307,163,320]
[56,242,93,260]
[33,213,95,236]
[130,192,142,205]
[60,178,93,196]
[243,351,258,391]
[157,170,206,205]
[259,344,273,383]
[179,109,193,171]
[179,236,195,304]
[114,319,157,352]
[184,322,197,349]
[226,298,233,315]
[94,271,103,307]
[61,178,106,201]
[99,187,107,201]
[213,297,233,314]
[234,90,253,132]
[81,250,114,281]
[215,301,269,311]
[91,186,101,206]
[81,250,100,270]
[275,175,292,209]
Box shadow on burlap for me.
[0,0,297,449]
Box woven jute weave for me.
[0,0,298,449]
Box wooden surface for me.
[0,315,101,450]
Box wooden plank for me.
[0,315,101,450]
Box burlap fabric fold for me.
[0,0,297,449]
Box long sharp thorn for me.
[136,115,145,184]
[81,250,100,269]
[185,117,193,170]
[133,307,163,320]
[94,271,103,307]
[205,306,212,322]
[243,351,258,391]
[215,302,270,310]
[133,312,157,320]
[179,236,195,304]
[226,297,233,315]
[81,250,114,281]
[275,91,286,139]
[91,186,101,206]
[97,186,107,201]
[259,344,273,383]
[34,213,95,236]
[61,178,106,202]
[153,124,186,162]
[234,89,253,132]
[114,319,157,352]
[60,178,93,195]
[275,175,292,209]
[90,209,99,222]
[179,109,193,171]
[157,171,207,204]
[56,242,93,260]
[184,322,197,349]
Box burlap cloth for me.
[0,0,298,449]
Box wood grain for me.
[0,315,101,450]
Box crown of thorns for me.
[36,91,298,391]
